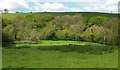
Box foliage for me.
[81,26,105,43]
[2,24,15,42]
[33,14,54,29]
[2,18,13,28]
[86,16,109,27]
[105,18,118,45]
[2,13,118,45]
[55,28,69,40]
[4,8,9,13]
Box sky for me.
[0,0,119,13]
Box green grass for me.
[2,13,33,19]
[2,48,118,68]
[2,40,118,68]
[3,40,105,47]
[2,12,118,19]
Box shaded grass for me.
[37,44,117,55]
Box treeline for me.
[2,14,119,45]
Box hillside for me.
[2,12,118,19]
[2,12,119,45]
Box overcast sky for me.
[0,0,119,13]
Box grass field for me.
[2,12,118,19]
[2,40,118,68]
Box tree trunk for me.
[104,35,105,44]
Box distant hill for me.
[2,12,118,19]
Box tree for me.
[16,11,19,13]
[90,28,94,42]
[4,8,9,13]
[0,10,3,13]
[30,11,32,13]
[87,16,109,27]
[2,24,15,42]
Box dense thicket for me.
[2,13,118,45]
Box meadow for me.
[2,40,118,68]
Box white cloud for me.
[74,0,119,13]
[32,2,67,12]
[0,0,82,12]
[32,2,82,12]
[0,0,32,11]
[0,0,119,13]
[70,8,83,12]
[27,0,98,2]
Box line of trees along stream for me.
[2,13,119,45]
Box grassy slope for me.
[2,12,118,19]
[2,40,118,68]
